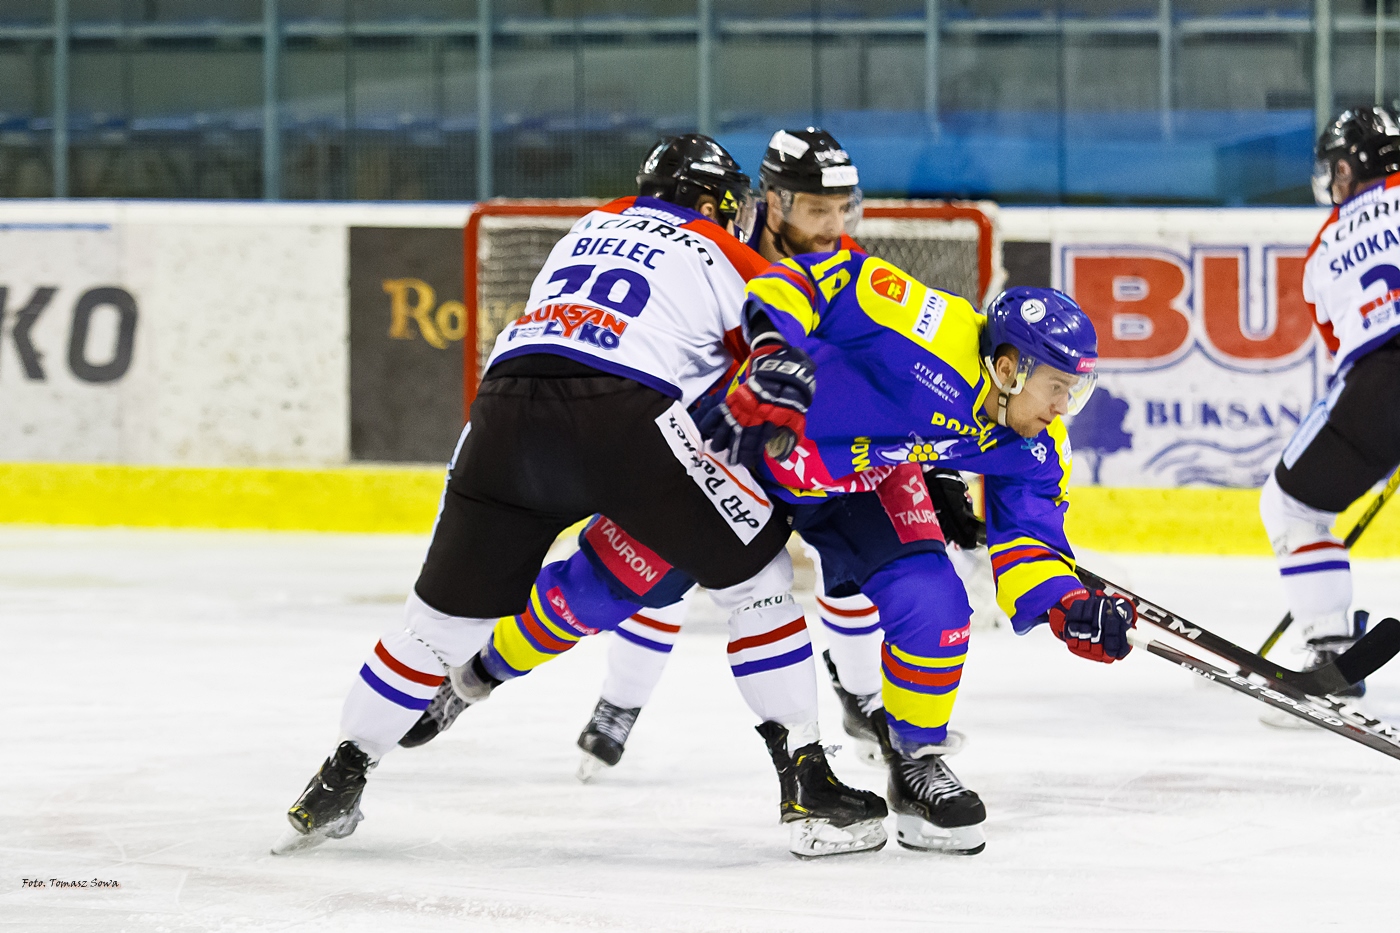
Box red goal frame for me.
[463,199,997,411]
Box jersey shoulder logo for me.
[869,266,912,305]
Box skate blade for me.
[270,805,362,855]
[894,813,985,855]
[788,818,887,860]
[271,823,327,856]
[576,751,612,784]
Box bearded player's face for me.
[769,190,848,255]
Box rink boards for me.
[3,460,1399,557]
[5,199,1394,555]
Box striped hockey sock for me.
[817,591,883,698]
[341,629,448,760]
[601,602,687,710]
[726,594,818,725]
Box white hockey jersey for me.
[486,196,768,406]
[1304,174,1400,375]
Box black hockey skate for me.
[398,651,503,748]
[576,698,641,783]
[877,717,985,855]
[822,649,889,766]
[756,721,888,859]
[271,740,373,855]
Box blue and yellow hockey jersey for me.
[740,250,1083,630]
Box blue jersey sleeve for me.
[984,420,1084,632]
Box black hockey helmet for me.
[759,127,860,196]
[636,134,756,239]
[758,127,863,243]
[1312,107,1400,205]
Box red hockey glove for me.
[698,343,815,470]
[1047,587,1137,663]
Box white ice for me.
[2,527,1399,933]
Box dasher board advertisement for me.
[0,216,347,465]
[1045,208,1333,488]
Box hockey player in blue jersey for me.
[697,259,1137,852]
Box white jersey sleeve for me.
[1303,174,1400,374]
[485,196,766,406]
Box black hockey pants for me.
[1276,335,1400,513]
[415,353,792,618]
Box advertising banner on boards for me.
[0,208,349,465]
[1014,208,1335,488]
[348,227,465,464]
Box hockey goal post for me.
[462,199,1003,409]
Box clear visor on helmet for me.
[1312,159,1335,206]
[1005,354,1099,417]
[774,188,864,249]
[722,187,759,243]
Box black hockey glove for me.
[698,343,816,471]
[923,468,985,550]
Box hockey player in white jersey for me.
[1260,107,1400,723]
[272,134,885,857]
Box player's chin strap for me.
[767,218,797,260]
[984,358,1012,427]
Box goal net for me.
[462,198,1003,404]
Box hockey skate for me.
[822,649,889,766]
[756,721,888,859]
[878,720,985,855]
[1262,611,1371,730]
[576,698,641,783]
[271,741,373,855]
[399,679,469,748]
[398,650,503,748]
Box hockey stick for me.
[1125,629,1400,762]
[1076,567,1400,696]
[1258,467,1400,657]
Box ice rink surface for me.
[3,527,1399,933]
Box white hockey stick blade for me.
[788,817,888,860]
[894,813,986,855]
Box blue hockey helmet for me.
[980,287,1099,420]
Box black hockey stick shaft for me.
[1257,468,1400,657]
[1077,567,1400,695]
[1126,630,1400,762]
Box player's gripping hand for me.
[699,343,816,471]
[924,468,986,550]
[1047,587,1136,663]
